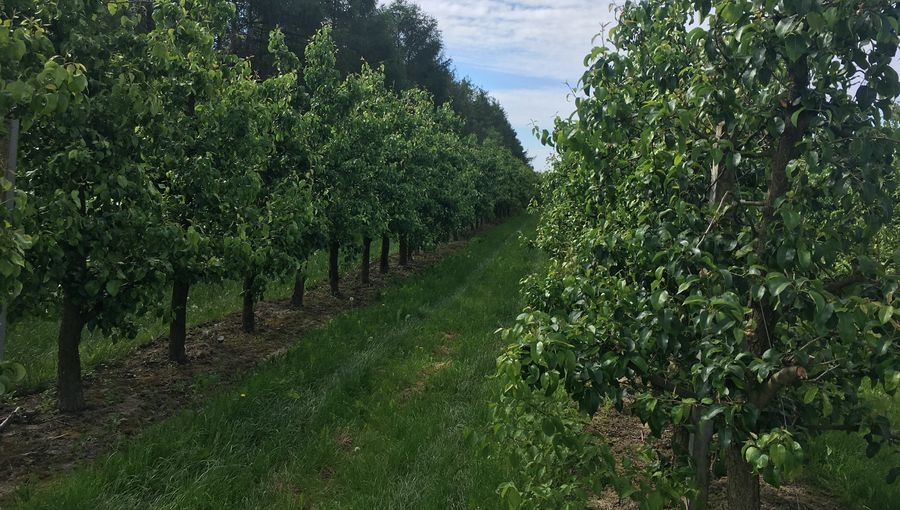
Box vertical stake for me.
[1,118,21,361]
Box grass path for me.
[11,216,538,510]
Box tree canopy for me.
[496,1,899,509]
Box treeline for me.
[226,0,528,160]
[0,0,538,411]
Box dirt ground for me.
[0,239,471,502]
[587,403,845,510]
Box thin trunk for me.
[729,62,811,510]
[329,241,340,296]
[291,270,305,308]
[709,122,732,206]
[57,290,86,412]
[0,118,19,361]
[168,278,190,363]
[242,273,256,333]
[726,445,760,510]
[380,234,389,273]
[398,235,408,266]
[406,240,414,263]
[688,407,715,510]
[361,237,372,284]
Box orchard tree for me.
[140,0,256,361]
[228,47,317,333]
[21,1,169,412]
[302,25,386,296]
[497,1,899,509]
[0,1,86,393]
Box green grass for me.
[10,215,537,509]
[804,383,900,510]
[7,238,388,391]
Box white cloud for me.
[415,1,618,81]
[491,87,575,130]
[397,1,617,170]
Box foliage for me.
[19,2,167,335]
[499,1,900,509]
[1,6,536,409]
[0,2,86,306]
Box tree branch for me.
[752,366,808,408]
[824,272,867,295]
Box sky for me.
[404,2,900,171]
[405,1,620,171]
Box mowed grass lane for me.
[12,215,538,510]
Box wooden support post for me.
[0,118,20,361]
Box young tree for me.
[0,0,86,393]
[302,25,385,296]
[498,1,899,509]
[140,0,260,361]
[21,2,168,411]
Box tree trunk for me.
[291,270,305,308]
[406,240,414,263]
[398,235,408,267]
[0,118,20,362]
[361,236,371,284]
[380,234,390,274]
[242,273,256,333]
[726,444,760,510]
[688,407,715,510]
[168,278,190,363]
[57,291,86,412]
[329,240,340,296]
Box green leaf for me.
[878,305,894,325]
[775,16,797,38]
[769,277,791,297]
[807,11,825,32]
[5,80,34,102]
[106,280,122,297]
[70,72,88,93]
[802,385,818,404]
[856,86,876,109]
[652,290,669,310]
[684,295,706,306]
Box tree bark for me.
[689,407,715,510]
[329,240,340,296]
[361,236,372,284]
[726,444,760,510]
[242,273,256,333]
[380,234,390,274]
[291,270,305,308]
[398,235,408,267]
[168,278,190,363]
[57,291,86,412]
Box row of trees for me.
[497,1,898,510]
[0,1,537,412]
[221,0,529,160]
